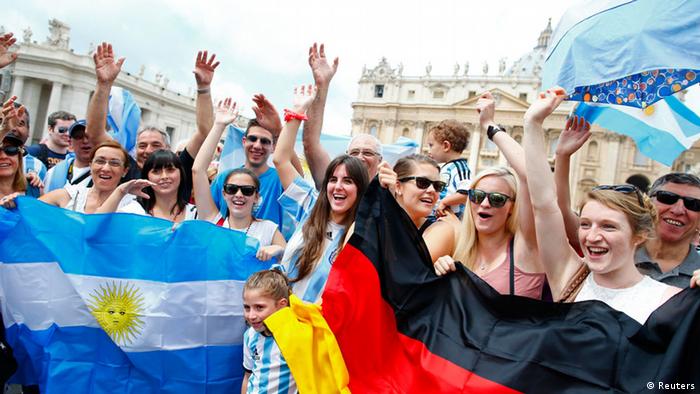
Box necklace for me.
[477,240,510,272]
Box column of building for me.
[41,81,64,139]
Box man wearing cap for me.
[26,110,76,169]
[43,120,94,192]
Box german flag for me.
[321,179,700,393]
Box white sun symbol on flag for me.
[88,281,145,345]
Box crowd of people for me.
[0,30,699,393]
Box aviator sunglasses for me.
[593,184,645,207]
[245,135,272,146]
[223,183,257,196]
[1,145,22,156]
[398,176,446,193]
[651,190,700,212]
[467,189,512,208]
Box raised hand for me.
[1,96,25,133]
[252,94,282,135]
[25,172,44,190]
[117,179,156,199]
[308,43,339,87]
[0,32,18,69]
[555,115,591,157]
[291,84,317,114]
[377,161,397,191]
[93,42,125,84]
[193,50,219,88]
[476,91,496,129]
[214,98,239,125]
[524,87,567,125]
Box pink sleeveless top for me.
[479,239,546,299]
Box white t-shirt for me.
[64,184,141,214]
[212,213,279,247]
[120,202,198,221]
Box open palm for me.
[93,42,125,84]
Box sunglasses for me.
[651,190,700,212]
[593,184,644,207]
[223,183,257,196]
[246,135,272,146]
[56,126,69,134]
[398,176,446,193]
[468,189,512,208]
[1,145,22,156]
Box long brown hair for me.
[290,155,368,283]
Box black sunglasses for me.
[1,145,22,156]
[56,126,69,134]
[651,190,700,212]
[593,184,644,207]
[467,189,512,208]
[398,176,446,193]
[246,135,272,146]
[223,183,257,196]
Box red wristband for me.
[283,109,308,122]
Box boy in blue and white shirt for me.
[242,270,297,394]
[425,119,471,218]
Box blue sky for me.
[9,0,696,136]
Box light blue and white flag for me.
[0,198,271,393]
[107,87,142,155]
[574,95,700,166]
[543,0,700,108]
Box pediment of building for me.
[453,88,529,110]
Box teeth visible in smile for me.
[0,163,10,167]
[420,198,433,204]
[98,175,111,180]
[664,218,684,227]
[333,194,346,200]
[232,200,245,206]
[588,247,608,254]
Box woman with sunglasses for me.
[378,154,458,263]
[192,98,285,261]
[0,133,27,202]
[522,88,680,323]
[97,149,198,222]
[431,92,545,299]
[273,85,369,303]
[2,140,142,214]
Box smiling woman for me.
[0,133,27,201]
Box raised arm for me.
[554,115,591,254]
[0,32,18,69]
[0,96,24,140]
[303,43,337,188]
[188,50,220,157]
[273,85,317,190]
[86,42,124,146]
[522,88,580,298]
[251,94,304,176]
[192,98,239,221]
[477,92,537,252]
[94,179,154,213]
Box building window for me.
[374,85,384,98]
[402,127,411,138]
[514,135,522,144]
[468,91,476,99]
[519,93,528,102]
[407,90,415,99]
[586,141,599,161]
[369,125,378,136]
[433,90,444,99]
[165,126,175,139]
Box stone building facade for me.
[350,20,693,206]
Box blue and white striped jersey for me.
[276,176,345,303]
[243,327,297,394]
[23,153,48,197]
[439,158,471,217]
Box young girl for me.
[241,269,296,394]
[192,98,285,261]
[522,88,680,323]
[100,149,197,221]
[272,85,369,303]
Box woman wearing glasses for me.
[273,85,369,303]
[523,88,680,323]
[192,98,285,261]
[0,133,27,201]
[2,140,141,213]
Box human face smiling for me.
[347,135,381,179]
[652,182,700,245]
[396,162,441,225]
[136,130,168,169]
[243,289,287,333]
[578,200,640,275]
[49,119,73,148]
[223,173,258,219]
[0,142,20,180]
[243,126,274,169]
[327,164,358,224]
[90,147,128,192]
[147,164,181,197]
[469,175,514,235]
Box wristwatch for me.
[487,125,505,141]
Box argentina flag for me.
[107,87,142,155]
[0,198,270,393]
